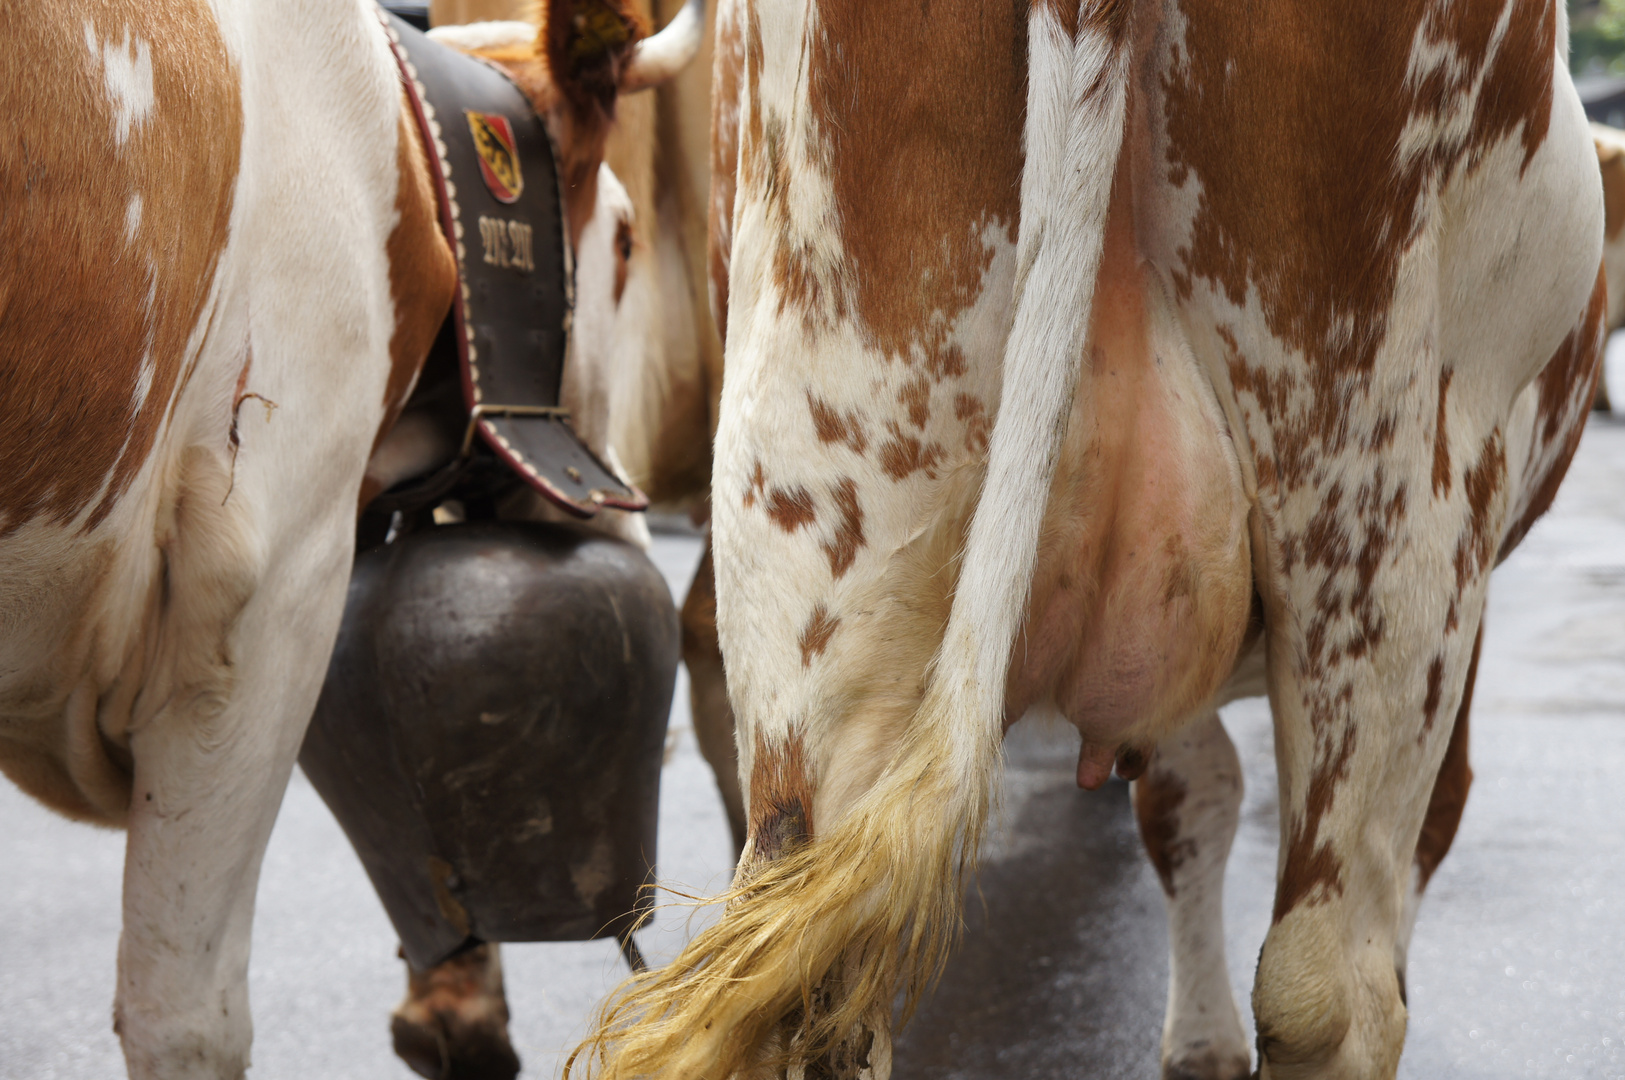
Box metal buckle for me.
[460,403,571,456]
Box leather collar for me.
[377,9,647,516]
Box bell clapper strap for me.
[459,403,572,457]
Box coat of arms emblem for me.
[466,110,523,204]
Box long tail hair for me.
[568,2,1133,1075]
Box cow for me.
[1588,122,1625,410]
[1595,124,1625,333]
[566,2,1607,1079]
[0,0,695,1075]
[377,6,728,1071]
[367,3,729,1078]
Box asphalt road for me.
[5,415,1625,1079]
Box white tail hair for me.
[932,0,1129,773]
[568,2,1132,1075]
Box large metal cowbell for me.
[300,522,679,971]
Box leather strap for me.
[377,9,647,516]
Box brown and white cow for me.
[569,1,1606,1078]
[0,0,694,1075]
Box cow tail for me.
[566,3,1133,1077]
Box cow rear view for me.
[572,1,1605,1078]
[0,2,457,1075]
[1,0,713,1072]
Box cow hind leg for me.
[1396,624,1480,993]
[114,449,354,1079]
[1249,578,1488,1080]
[1133,712,1251,1080]
[682,538,747,857]
[391,942,521,1080]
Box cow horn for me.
[619,0,704,93]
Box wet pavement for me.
[5,417,1625,1078]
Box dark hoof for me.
[390,1011,520,1080]
[391,944,520,1080]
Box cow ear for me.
[544,0,647,118]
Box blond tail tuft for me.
[566,701,998,1079]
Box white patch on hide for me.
[85,22,156,146]
[125,194,144,242]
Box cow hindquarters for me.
[1133,712,1250,1080]
[570,3,1134,1076]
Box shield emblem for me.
[466,110,523,203]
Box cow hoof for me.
[390,1011,520,1080]
[1163,1050,1253,1080]
[391,944,520,1080]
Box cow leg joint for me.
[1134,712,1251,1080]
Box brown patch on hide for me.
[1084,0,1132,40]
[799,0,1024,359]
[798,604,840,666]
[1535,271,1607,447]
[1167,0,1554,494]
[820,477,866,578]
[1038,0,1131,41]
[878,423,944,481]
[1448,433,1506,632]
[743,460,766,507]
[748,730,813,863]
[898,376,932,429]
[708,0,743,338]
[1273,723,1355,923]
[1415,625,1480,889]
[923,342,968,381]
[1421,654,1446,733]
[1034,0,1082,37]
[808,393,869,455]
[0,3,241,536]
[766,485,816,532]
[1134,766,1193,897]
[368,99,458,495]
[1432,368,1453,498]
[954,393,991,454]
[1292,473,1408,672]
